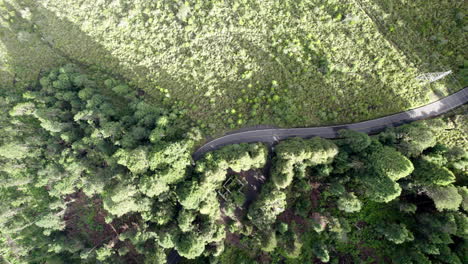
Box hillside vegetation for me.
[1,0,466,134]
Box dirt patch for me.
[256,251,272,263]
[310,212,328,230]
[310,182,321,209]
[64,191,117,247]
[220,168,266,222]
[238,169,267,207]
[357,245,382,264]
[277,209,309,233]
[225,232,242,247]
[63,191,142,262]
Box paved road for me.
[193,87,468,160]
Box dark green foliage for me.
[175,232,207,259]
[218,246,256,264]
[280,231,303,259]
[359,142,414,203]
[376,223,414,244]
[338,129,371,153]
[412,158,456,186]
[312,243,330,263]
[394,122,438,157]
[363,172,402,203]
[294,198,312,218]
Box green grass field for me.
[1,0,466,135]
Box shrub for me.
[337,192,362,213]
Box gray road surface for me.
[193,87,468,160]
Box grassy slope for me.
[0,0,67,88]
[1,0,465,135]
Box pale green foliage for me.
[369,146,414,181]
[9,102,35,116]
[176,180,207,210]
[0,2,466,259]
[396,123,438,157]
[120,229,157,250]
[376,223,414,244]
[11,0,447,134]
[36,118,68,133]
[112,84,132,97]
[412,158,456,186]
[198,166,227,186]
[114,147,150,174]
[180,143,268,215]
[149,141,192,183]
[197,143,267,183]
[218,143,268,172]
[144,246,167,264]
[272,137,338,188]
[313,244,330,263]
[458,187,468,211]
[426,185,463,211]
[103,183,151,217]
[362,144,413,203]
[48,172,81,197]
[139,141,193,197]
[364,173,402,203]
[0,142,33,160]
[95,247,113,261]
[198,191,221,219]
[248,184,287,229]
[275,137,338,165]
[35,212,66,231]
[337,192,362,213]
[150,200,176,226]
[178,209,197,232]
[399,202,417,214]
[281,232,303,259]
[157,226,178,249]
[139,174,171,198]
[271,159,295,189]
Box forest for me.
[0,65,466,263]
[0,0,467,263]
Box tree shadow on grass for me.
[1,0,421,138]
[0,0,189,104]
[0,1,66,88]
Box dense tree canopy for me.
[1,65,466,263]
[271,137,338,189]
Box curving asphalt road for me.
[193,87,468,160]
